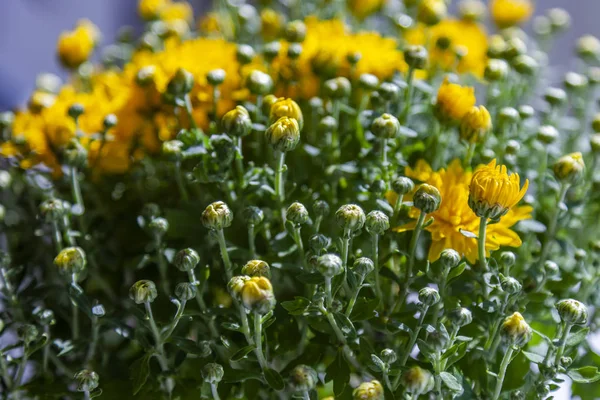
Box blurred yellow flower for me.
[57,19,100,69]
[490,0,534,29]
[261,8,285,41]
[347,0,386,20]
[138,0,169,20]
[460,105,492,143]
[160,1,194,23]
[435,77,476,123]
[391,159,532,263]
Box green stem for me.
[314,216,323,233]
[216,229,233,281]
[407,211,426,283]
[155,237,169,295]
[72,276,79,341]
[0,352,13,390]
[162,300,187,340]
[401,66,415,124]
[144,302,170,375]
[174,160,189,202]
[85,316,99,364]
[235,137,245,189]
[325,277,333,309]
[84,391,91,400]
[248,224,257,259]
[554,323,572,367]
[538,183,570,271]
[187,271,219,338]
[293,226,308,270]
[393,194,405,222]
[184,94,198,130]
[253,311,268,370]
[302,391,310,400]
[464,142,476,168]
[52,221,63,254]
[478,217,488,271]
[371,233,382,301]
[274,151,286,205]
[210,383,221,400]
[340,231,352,295]
[399,305,429,367]
[492,346,515,400]
[381,138,388,181]
[70,166,85,215]
[345,276,364,317]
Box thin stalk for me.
[84,391,91,400]
[401,66,416,124]
[174,160,189,202]
[538,183,570,271]
[345,275,364,317]
[314,216,323,233]
[302,391,310,400]
[371,233,382,301]
[325,277,334,309]
[210,383,221,400]
[293,226,308,270]
[155,237,169,295]
[183,94,199,130]
[238,308,254,346]
[253,311,268,370]
[393,194,405,222]
[235,137,245,189]
[554,323,572,367]
[464,142,476,168]
[70,166,85,215]
[407,211,426,282]
[144,302,169,373]
[187,270,219,338]
[85,316,99,364]
[394,305,430,389]
[0,352,13,390]
[248,223,257,259]
[162,300,187,340]
[216,228,233,281]
[492,346,515,400]
[72,276,80,341]
[52,221,63,254]
[14,351,28,387]
[478,217,488,271]
[381,138,388,181]
[274,151,286,205]
[340,231,352,295]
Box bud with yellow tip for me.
[553,152,585,184]
[501,312,532,346]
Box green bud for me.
[264,41,281,62]
[246,70,273,95]
[505,140,520,155]
[309,234,330,254]
[0,111,15,129]
[286,202,309,225]
[74,369,100,392]
[162,140,184,159]
[40,199,65,222]
[413,184,441,214]
[289,364,318,392]
[544,87,567,107]
[336,204,366,234]
[175,282,197,301]
[148,217,169,238]
[285,20,306,43]
[440,249,461,269]
[370,179,386,196]
[33,307,56,326]
[498,107,520,125]
[318,116,338,134]
[222,106,252,137]
[236,44,255,65]
[242,260,271,278]
[565,72,588,92]
[500,251,516,269]
[576,35,600,59]
[243,206,264,225]
[317,253,343,277]
[378,82,400,101]
[560,356,573,368]
[64,139,88,168]
[353,257,375,277]
[484,59,509,81]
[547,8,570,32]
[365,211,389,235]
[18,324,39,346]
[512,54,538,76]
[574,249,587,262]
[544,260,559,276]
[371,113,400,139]
[207,69,226,86]
[129,280,158,304]
[202,201,233,230]
[448,307,473,327]
[359,74,379,91]
[418,287,440,306]
[324,77,351,99]
[404,45,428,69]
[136,65,157,87]
[68,103,85,121]
[0,170,12,189]
[590,133,600,153]
[503,37,527,60]
[392,177,414,195]
[287,43,303,59]
[166,68,194,97]
[518,105,535,120]
[501,312,532,346]
[553,152,585,184]
[141,203,161,221]
[555,299,588,325]
[173,248,200,272]
[54,246,86,275]
[202,363,224,384]
[346,51,362,65]
[536,125,559,144]
[401,367,434,395]
[501,276,522,294]
[380,348,397,364]
[313,200,330,218]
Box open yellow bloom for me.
[469,159,529,220]
[460,105,492,143]
[435,77,476,123]
[405,19,488,77]
[391,160,532,263]
[490,0,534,29]
[57,19,99,69]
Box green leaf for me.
[350,297,379,321]
[568,366,600,383]
[333,312,357,339]
[131,351,154,395]
[169,337,211,357]
[522,350,545,364]
[281,297,311,316]
[447,262,467,282]
[440,372,462,392]
[566,327,590,347]
[325,349,351,396]
[516,219,547,233]
[443,342,468,368]
[69,283,94,319]
[380,266,402,285]
[264,368,285,391]
[221,322,241,332]
[231,345,257,362]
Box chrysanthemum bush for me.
[2,0,600,398]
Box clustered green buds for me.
[206,69,226,86]
[173,248,200,272]
[129,280,158,304]
[54,246,86,275]
[74,369,99,392]
[365,210,390,235]
[241,259,271,278]
[202,363,224,384]
[222,106,252,137]
[286,202,309,225]
[336,204,366,235]
[413,184,441,214]
[555,299,588,325]
[202,201,233,230]
[289,364,318,392]
[501,312,532,346]
[371,113,400,139]
[353,379,384,400]
[317,253,343,277]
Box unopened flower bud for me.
[289,365,318,392]
[417,0,447,26]
[243,206,264,226]
[419,287,440,306]
[166,68,194,98]
[359,74,379,91]
[536,125,559,144]
[318,115,338,134]
[228,275,250,297]
[485,59,509,81]
[309,234,330,254]
[287,43,303,59]
[129,280,158,304]
[270,98,303,129]
[370,180,386,196]
[40,199,65,222]
[401,367,434,395]
[207,69,226,86]
[263,41,281,61]
[487,35,507,58]
[501,276,522,294]
[317,253,344,277]
[202,201,233,230]
[136,65,157,87]
[162,140,184,159]
[564,72,588,92]
[378,82,400,101]
[560,356,573,368]
[286,202,309,225]
[576,35,600,59]
[392,177,414,195]
[173,248,200,272]
[265,117,300,152]
[202,363,224,384]
[574,249,587,262]
[553,152,585,184]
[404,45,428,70]
[0,111,15,129]
[591,134,600,153]
[313,200,330,217]
[68,103,85,121]
[518,105,535,120]
[346,51,361,65]
[18,324,39,346]
[324,77,352,99]
[500,251,516,269]
[240,276,276,313]
[285,20,306,43]
[34,308,56,326]
[242,260,271,278]
[54,246,86,275]
[503,37,527,60]
[353,380,384,400]
[460,105,492,144]
[236,44,255,65]
[380,348,397,364]
[103,114,117,130]
[353,257,375,277]
[458,0,486,22]
[440,249,461,269]
[506,140,520,155]
[449,307,473,327]
[246,70,273,95]
[74,369,99,392]
[371,113,400,139]
[413,184,441,214]
[336,204,366,234]
[365,211,390,235]
[544,260,559,276]
[547,8,570,32]
[544,87,567,107]
[175,282,197,301]
[555,299,588,325]
[222,106,252,137]
[501,312,532,346]
[148,217,169,238]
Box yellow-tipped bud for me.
[57,20,99,69]
[553,152,585,184]
[265,117,301,152]
[501,312,532,346]
[460,106,492,144]
[353,380,384,400]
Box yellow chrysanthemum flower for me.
[469,159,529,220]
[460,105,492,143]
[405,19,488,76]
[57,19,100,69]
[435,77,476,123]
[347,0,386,20]
[261,8,285,41]
[271,17,405,98]
[160,1,194,23]
[391,159,532,263]
[138,0,169,20]
[490,0,534,29]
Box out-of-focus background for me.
[0,0,599,110]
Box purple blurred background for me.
[0,0,599,109]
